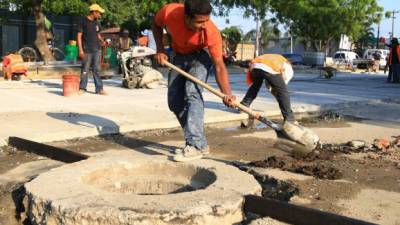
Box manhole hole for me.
[82,163,216,195]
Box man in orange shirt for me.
[152,0,236,161]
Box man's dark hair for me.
[184,0,212,18]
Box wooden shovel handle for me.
[163,61,259,118]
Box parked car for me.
[333,51,360,64]
[282,53,304,65]
[362,49,389,69]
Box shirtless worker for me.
[152,0,236,162]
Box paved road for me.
[0,70,398,146]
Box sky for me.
[211,0,400,38]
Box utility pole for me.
[376,23,380,49]
[290,36,293,54]
[254,14,260,57]
[390,10,399,39]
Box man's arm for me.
[152,22,168,65]
[77,32,84,59]
[212,57,236,108]
[98,34,105,46]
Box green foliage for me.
[216,0,383,53]
[2,0,179,27]
[355,27,376,49]
[221,26,242,51]
[385,11,392,19]
[213,0,270,18]
[269,0,383,53]
[243,19,280,47]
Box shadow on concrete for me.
[27,79,65,97]
[46,112,176,156]
[47,90,63,96]
[204,100,238,113]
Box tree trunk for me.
[32,0,54,65]
[312,40,320,52]
[324,38,332,56]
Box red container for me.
[62,73,80,97]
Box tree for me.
[213,0,272,56]
[221,26,242,53]
[243,19,280,53]
[269,0,383,55]
[213,0,270,18]
[355,27,375,52]
[1,0,177,64]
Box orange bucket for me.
[62,72,80,97]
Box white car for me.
[333,51,360,64]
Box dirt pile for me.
[299,111,346,125]
[249,156,342,180]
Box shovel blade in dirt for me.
[277,121,320,155]
[258,116,319,155]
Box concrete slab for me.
[25,150,261,225]
[0,71,399,146]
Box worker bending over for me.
[240,54,295,123]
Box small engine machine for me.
[117,46,163,89]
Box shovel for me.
[163,61,320,155]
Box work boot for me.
[97,90,107,95]
[172,145,203,162]
[172,145,210,155]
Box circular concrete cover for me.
[25,150,261,225]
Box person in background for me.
[240,54,295,123]
[147,30,157,52]
[384,55,392,81]
[118,29,133,51]
[102,39,113,68]
[371,51,381,73]
[387,38,400,83]
[152,0,236,162]
[64,40,78,64]
[77,3,107,95]
[138,31,149,47]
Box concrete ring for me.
[25,150,261,225]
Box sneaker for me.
[172,145,203,162]
[200,145,210,155]
[172,145,210,155]
[78,89,86,95]
[97,90,107,95]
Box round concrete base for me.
[25,150,261,225]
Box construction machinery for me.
[117,46,163,89]
[2,54,28,80]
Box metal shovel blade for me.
[279,121,320,155]
[259,116,319,155]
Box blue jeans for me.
[168,50,212,150]
[80,51,104,93]
[241,69,295,121]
